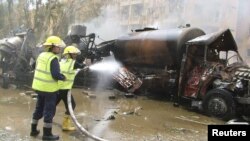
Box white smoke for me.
[75,0,250,63]
[81,0,249,39]
[83,5,126,44]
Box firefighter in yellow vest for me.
[30,36,66,140]
[57,45,86,131]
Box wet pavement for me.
[0,87,225,141]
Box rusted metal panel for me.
[187,29,238,51]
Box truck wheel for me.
[202,89,235,120]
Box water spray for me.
[66,58,142,141]
[89,60,122,74]
[66,60,121,141]
[67,66,108,141]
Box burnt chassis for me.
[178,29,250,120]
[0,29,36,88]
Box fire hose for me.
[67,67,108,141]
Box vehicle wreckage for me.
[0,25,99,88]
[0,25,250,121]
[94,27,250,120]
[0,29,37,88]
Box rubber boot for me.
[30,124,40,136]
[62,115,76,131]
[42,127,59,140]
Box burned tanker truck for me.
[94,27,250,120]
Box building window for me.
[131,4,143,19]
[121,5,129,21]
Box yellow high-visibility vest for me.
[58,59,76,89]
[32,52,59,92]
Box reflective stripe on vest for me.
[58,59,76,89]
[32,52,59,92]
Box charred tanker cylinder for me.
[110,27,205,95]
[112,27,205,69]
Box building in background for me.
[235,0,250,63]
[182,0,239,35]
[118,0,171,31]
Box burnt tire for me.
[202,88,235,120]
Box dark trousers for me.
[32,91,57,123]
[56,89,76,115]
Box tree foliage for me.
[0,0,107,42]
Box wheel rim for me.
[207,97,227,117]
